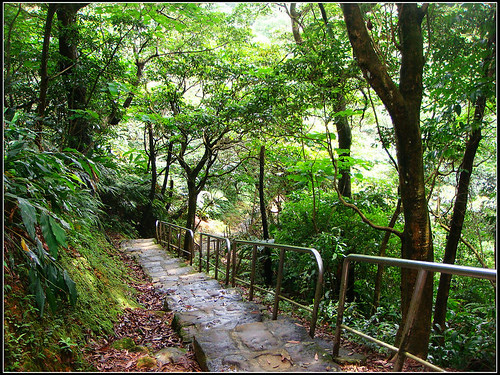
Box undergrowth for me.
[3,229,140,371]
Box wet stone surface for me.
[121,238,340,372]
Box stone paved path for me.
[121,238,342,372]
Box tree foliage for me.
[3,2,496,371]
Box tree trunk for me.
[342,3,433,358]
[182,177,198,260]
[139,121,157,237]
[258,145,273,286]
[161,141,174,196]
[35,4,58,150]
[335,94,352,198]
[372,198,402,315]
[432,127,481,337]
[289,3,303,45]
[433,30,494,334]
[56,3,90,153]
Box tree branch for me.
[341,3,404,115]
[438,223,495,289]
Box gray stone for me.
[154,347,188,364]
[129,238,343,372]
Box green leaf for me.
[40,213,59,259]
[334,109,363,118]
[34,278,46,318]
[50,217,67,249]
[18,197,37,239]
[45,285,58,314]
[63,270,77,305]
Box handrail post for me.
[215,239,220,280]
[231,242,237,287]
[309,249,324,338]
[167,225,171,252]
[392,268,429,372]
[206,237,211,273]
[250,244,257,301]
[273,247,285,320]
[155,220,159,243]
[188,229,194,264]
[225,238,231,285]
[332,257,351,356]
[177,228,182,257]
[199,233,203,272]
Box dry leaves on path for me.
[83,236,202,372]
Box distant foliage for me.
[271,189,398,304]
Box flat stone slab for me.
[194,317,338,372]
[122,238,341,372]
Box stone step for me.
[194,317,337,372]
[124,238,343,372]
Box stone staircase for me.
[121,238,351,372]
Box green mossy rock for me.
[111,337,149,353]
[136,355,157,369]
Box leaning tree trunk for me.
[433,31,494,335]
[342,3,433,359]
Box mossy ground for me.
[3,228,142,371]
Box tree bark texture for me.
[289,3,304,45]
[335,94,352,198]
[56,3,90,153]
[342,3,433,358]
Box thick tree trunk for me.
[258,145,273,286]
[56,3,90,153]
[342,3,433,358]
[186,179,197,232]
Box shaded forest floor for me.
[83,233,457,372]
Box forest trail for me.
[120,238,353,372]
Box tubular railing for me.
[332,254,497,372]
[155,220,194,264]
[231,240,324,338]
[197,232,232,285]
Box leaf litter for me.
[84,234,459,372]
[83,235,201,372]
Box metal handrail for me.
[332,254,497,372]
[197,231,231,285]
[231,239,324,338]
[155,220,194,264]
